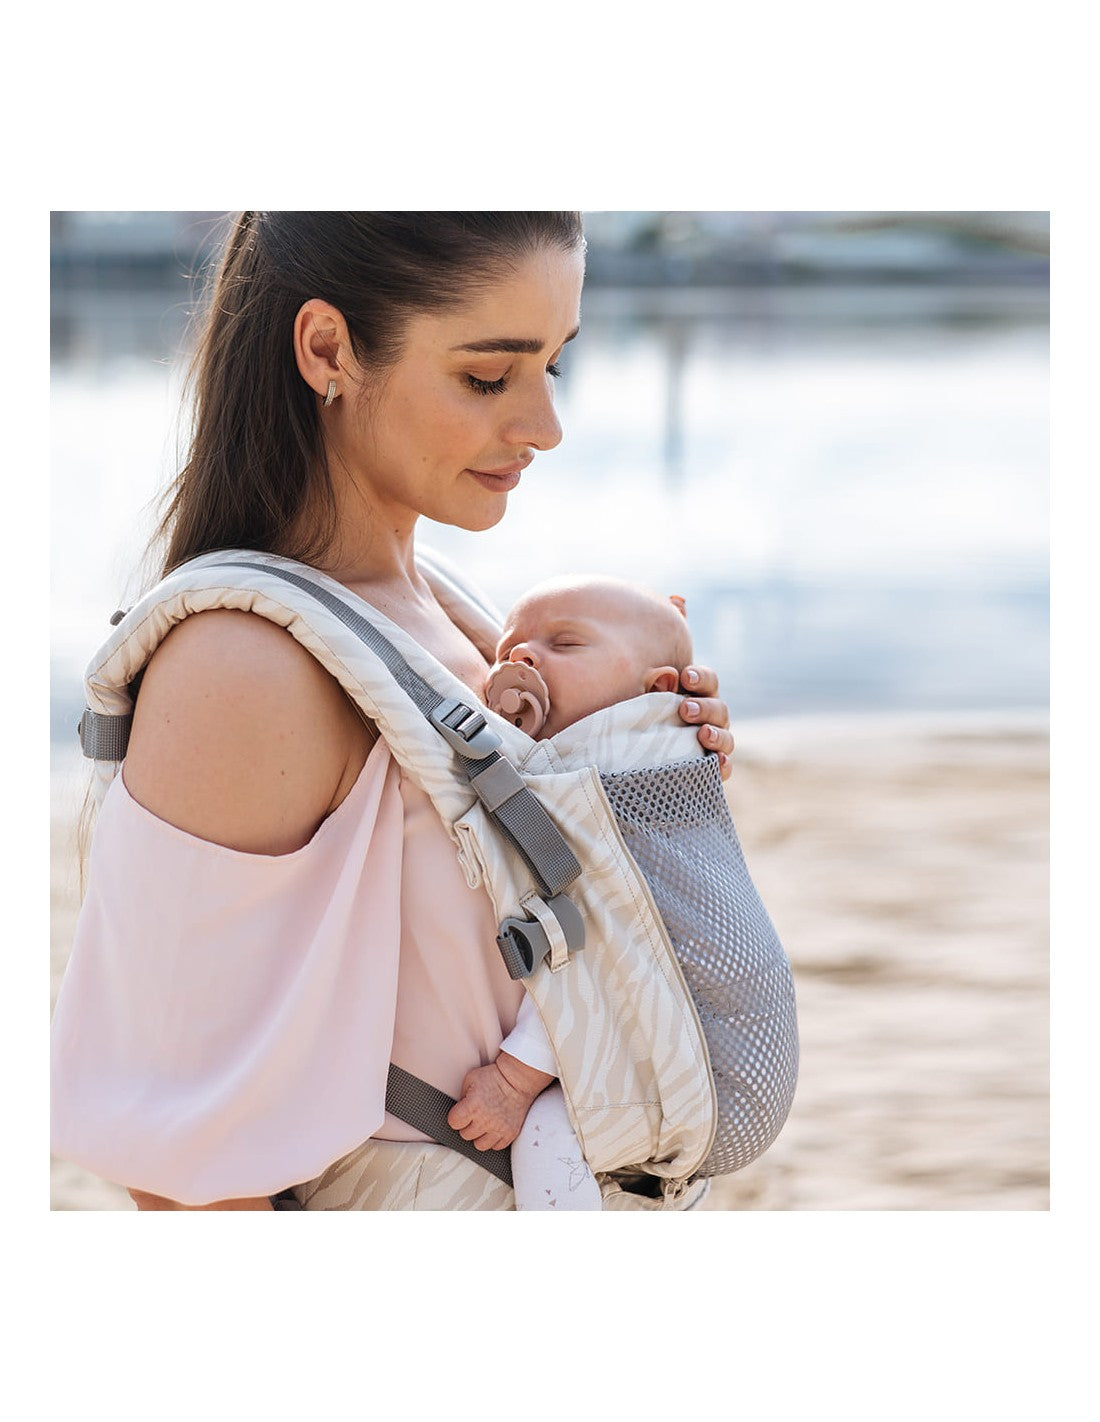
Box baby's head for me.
[487,575,693,739]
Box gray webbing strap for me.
[78,707,131,761]
[385,1063,514,1188]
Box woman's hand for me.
[678,665,735,781]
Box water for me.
[50,277,1048,743]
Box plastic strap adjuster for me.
[429,699,502,760]
[496,893,586,980]
[468,756,526,813]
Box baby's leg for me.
[512,1084,601,1211]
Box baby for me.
[447,575,695,1210]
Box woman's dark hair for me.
[157,211,585,574]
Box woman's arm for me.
[124,608,371,855]
[119,608,373,1209]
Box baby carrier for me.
[76,548,799,1206]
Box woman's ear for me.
[293,299,349,401]
[645,666,681,694]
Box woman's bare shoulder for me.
[122,608,372,855]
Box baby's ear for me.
[645,666,680,694]
[668,595,687,619]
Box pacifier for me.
[484,661,551,737]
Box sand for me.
[50,712,1049,1211]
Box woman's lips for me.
[467,457,531,492]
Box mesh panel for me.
[600,758,799,1177]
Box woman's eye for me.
[547,362,563,379]
[466,374,508,396]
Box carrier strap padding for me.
[216,560,581,899]
[385,1063,514,1188]
[218,560,458,718]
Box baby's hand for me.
[447,1053,555,1152]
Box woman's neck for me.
[288,496,491,694]
[289,467,425,595]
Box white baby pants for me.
[501,998,602,1211]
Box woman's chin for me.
[452,501,510,533]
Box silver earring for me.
[323,380,337,407]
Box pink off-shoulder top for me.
[50,736,525,1206]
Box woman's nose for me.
[504,379,563,452]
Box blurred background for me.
[51,210,1048,737]
[50,212,1049,1210]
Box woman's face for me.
[338,243,585,534]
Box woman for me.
[51,212,734,1210]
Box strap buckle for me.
[430,698,502,761]
[497,893,586,979]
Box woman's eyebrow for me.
[450,326,581,355]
